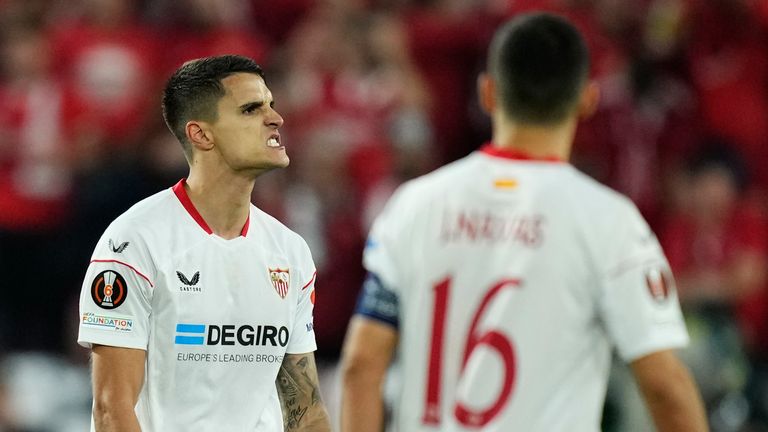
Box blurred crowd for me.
[0,0,767,430]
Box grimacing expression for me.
[207,72,287,173]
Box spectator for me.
[0,17,87,352]
[683,0,768,191]
[49,0,160,153]
[660,141,768,430]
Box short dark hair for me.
[162,55,265,157]
[687,138,749,192]
[488,13,589,124]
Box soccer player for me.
[77,55,331,431]
[340,13,708,432]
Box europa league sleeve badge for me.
[91,270,128,309]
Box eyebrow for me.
[237,99,275,111]
[238,101,263,111]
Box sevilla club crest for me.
[269,268,290,299]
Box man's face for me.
[208,72,287,174]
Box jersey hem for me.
[78,332,148,351]
[354,311,399,329]
[285,342,318,355]
[620,332,689,362]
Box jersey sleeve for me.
[77,221,155,350]
[597,201,689,362]
[359,186,411,324]
[362,187,410,297]
[286,240,318,354]
[354,272,400,327]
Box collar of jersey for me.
[172,179,250,237]
[479,142,565,163]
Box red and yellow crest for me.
[269,268,290,299]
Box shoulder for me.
[249,205,311,252]
[564,168,641,217]
[89,189,178,275]
[387,157,475,209]
[101,188,177,240]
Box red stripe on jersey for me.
[241,214,250,237]
[301,271,317,290]
[480,142,565,163]
[172,179,213,234]
[172,179,250,237]
[91,259,154,287]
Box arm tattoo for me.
[276,353,324,430]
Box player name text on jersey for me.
[439,209,544,247]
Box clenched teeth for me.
[267,137,280,147]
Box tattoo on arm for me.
[276,354,324,430]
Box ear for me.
[185,121,214,152]
[577,81,600,120]
[477,73,496,115]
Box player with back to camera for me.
[340,12,708,432]
[77,55,331,431]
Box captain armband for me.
[354,272,400,328]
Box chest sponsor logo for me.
[177,270,201,292]
[108,239,129,253]
[91,270,128,309]
[174,323,290,347]
[269,268,290,299]
[81,312,133,332]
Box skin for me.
[631,350,709,432]
[91,72,330,431]
[340,317,397,432]
[276,353,332,431]
[184,72,289,240]
[92,346,144,432]
[340,72,707,432]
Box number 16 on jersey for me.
[423,277,520,427]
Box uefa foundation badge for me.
[269,268,290,299]
[91,270,128,309]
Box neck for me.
[491,112,577,160]
[185,169,255,240]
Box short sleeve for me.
[354,272,400,327]
[77,223,155,350]
[598,202,689,362]
[362,186,410,297]
[286,240,318,354]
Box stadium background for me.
[1,0,768,430]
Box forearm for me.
[644,386,708,431]
[288,406,332,432]
[278,392,331,432]
[276,353,331,432]
[93,403,141,432]
[636,360,708,432]
[91,346,146,432]
[340,317,397,432]
[341,373,385,432]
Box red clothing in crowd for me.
[50,19,161,145]
[685,1,768,188]
[160,27,271,74]
[0,82,87,230]
[403,8,485,163]
[662,204,768,354]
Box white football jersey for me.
[362,145,688,432]
[78,180,317,431]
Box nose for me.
[267,106,284,128]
